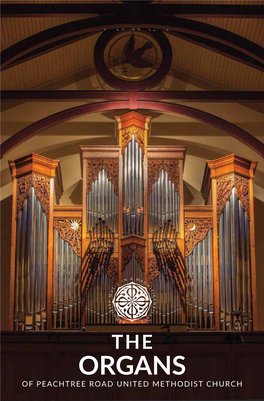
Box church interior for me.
[1,1,264,399]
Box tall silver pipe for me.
[34,193,40,329]
[239,201,247,330]
[131,135,135,211]
[219,211,225,329]
[172,183,175,229]
[231,189,238,317]
[15,209,22,330]
[193,247,197,328]
[165,171,168,222]
[202,237,208,328]
[225,199,231,329]
[152,188,155,233]
[124,147,127,236]
[157,175,161,229]
[245,216,252,330]
[197,242,202,328]
[208,230,213,328]
[161,169,164,226]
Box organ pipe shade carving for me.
[121,243,145,273]
[184,219,213,258]
[16,173,50,220]
[148,258,161,284]
[219,188,253,331]
[148,169,180,233]
[121,127,145,155]
[185,229,214,329]
[54,219,81,257]
[14,187,48,331]
[123,134,144,236]
[147,160,179,195]
[87,160,119,195]
[87,168,119,233]
[122,252,145,283]
[216,174,250,221]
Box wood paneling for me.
[1,33,100,90]
[1,2,264,90]
[169,33,264,90]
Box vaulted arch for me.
[1,15,264,71]
[1,101,263,159]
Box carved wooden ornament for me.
[121,127,145,155]
[148,160,179,194]
[87,159,118,195]
[185,219,213,257]
[16,173,50,219]
[54,219,82,257]
[216,174,250,220]
[148,257,161,284]
[106,258,119,283]
[122,244,145,272]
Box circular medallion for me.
[112,282,152,322]
[94,29,172,90]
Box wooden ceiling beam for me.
[1,4,264,18]
[1,16,264,72]
[169,32,264,73]
[2,91,264,102]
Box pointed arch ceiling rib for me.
[1,16,264,72]
[1,101,263,159]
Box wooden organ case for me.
[8,113,258,331]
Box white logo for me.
[112,282,152,322]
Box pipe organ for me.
[9,154,62,331]
[184,208,214,329]
[8,113,258,331]
[202,155,258,331]
[53,217,82,329]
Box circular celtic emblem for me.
[112,282,152,322]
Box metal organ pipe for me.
[85,264,115,324]
[148,170,180,234]
[151,267,182,324]
[83,220,115,325]
[14,187,48,331]
[123,134,144,236]
[152,222,185,325]
[185,229,213,329]
[53,231,81,329]
[87,169,118,234]
[219,187,252,331]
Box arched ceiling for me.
[1,0,264,207]
[1,0,264,90]
[1,67,264,205]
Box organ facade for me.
[8,112,258,332]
